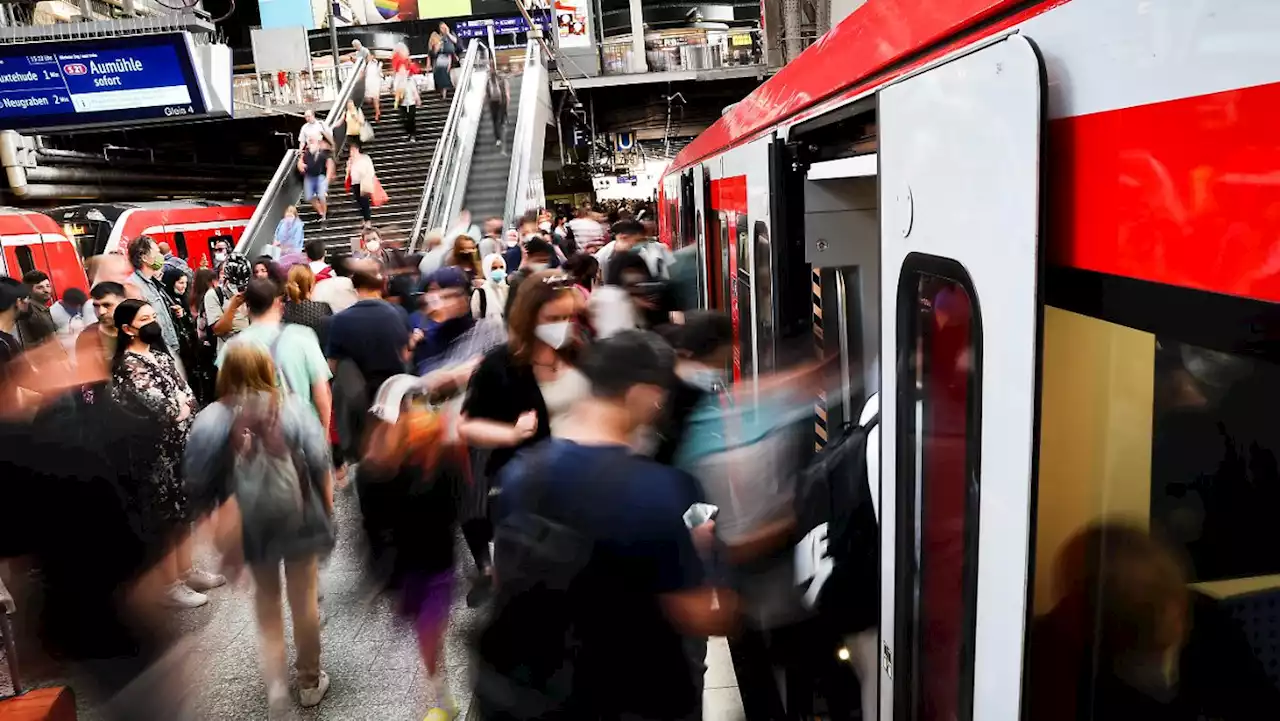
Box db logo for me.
[62,63,87,75]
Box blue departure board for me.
[0,33,209,132]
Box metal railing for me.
[235,56,369,258]
[599,28,764,76]
[409,41,489,249]
[232,65,356,117]
[503,40,548,228]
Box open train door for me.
[877,35,1044,721]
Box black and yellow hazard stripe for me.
[812,268,827,452]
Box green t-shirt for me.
[216,321,331,411]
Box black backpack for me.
[793,401,880,635]
[472,448,597,721]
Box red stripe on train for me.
[1049,80,1280,303]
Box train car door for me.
[876,35,1044,721]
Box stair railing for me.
[502,40,550,229]
[410,41,489,251]
[237,55,369,259]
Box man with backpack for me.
[204,252,252,351]
[217,278,332,428]
[473,330,737,721]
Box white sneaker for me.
[298,670,330,708]
[164,582,208,609]
[184,569,226,592]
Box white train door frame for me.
[877,35,1045,721]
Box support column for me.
[628,0,647,73]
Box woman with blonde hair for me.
[283,263,333,347]
[184,342,335,716]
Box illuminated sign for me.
[454,13,552,40]
[0,33,221,132]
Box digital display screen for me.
[454,12,552,40]
[0,33,208,132]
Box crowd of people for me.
[0,199,887,721]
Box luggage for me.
[0,576,77,720]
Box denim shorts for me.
[304,174,328,201]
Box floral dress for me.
[112,349,198,534]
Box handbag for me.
[359,122,374,142]
[370,178,390,207]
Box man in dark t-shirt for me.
[325,261,411,396]
[476,331,735,720]
[301,140,335,223]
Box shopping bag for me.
[370,179,390,207]
[359,123,374,142]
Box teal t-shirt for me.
[216,322,331,411]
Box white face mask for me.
[534,321,572,350]
[366,240,381,252]
[214,252,227,264]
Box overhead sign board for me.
[0,33,223,133]
[454,12,552,40]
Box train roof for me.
[670,0,1027,173]
[51,200,250,222]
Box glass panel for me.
[1026,306,1280,721]
[897,266,979,721]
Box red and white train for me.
[0,201,254,299]
[660,0,1280,719]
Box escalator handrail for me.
[410,41,487,251]
[237,56,368,257]
[502,40,542,229]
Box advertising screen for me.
[0,33,213,132]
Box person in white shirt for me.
[305,240,357,313]
[346,138,377,227]
[399,67,421,142]
[298,110,331,152]
[50,286,88,353]
[595,219,675,281]
[567,206,603,254]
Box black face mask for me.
[135,322,164,346]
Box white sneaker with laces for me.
[164,582,208,609]
[299,670,330,708]
[184,569,226,592]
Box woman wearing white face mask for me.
[472,253,509,320]
[458,269,588,604]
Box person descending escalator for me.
[486,64,510,150]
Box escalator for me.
[460,75,523,223]
[409,40,549,248]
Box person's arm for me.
[326,156,336,183]
[458,415,534,448]
[210,293,243,337]
[302,330,333,429]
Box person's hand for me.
[410,328,425,347]
[229,292,245,308]
[691,520,717,555]
[171,304,184,318]
[513,411,538,442]
[472,278,485,289]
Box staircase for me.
[297,89,450,255]
[462,75,524,224]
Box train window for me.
[753,220,776,373]
[1026,294,1280,720]
[894,258,980,721]
[15,246,36,277]
[173,231,189,260]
